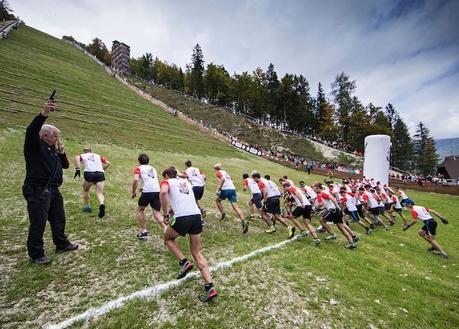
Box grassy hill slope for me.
[128,78,325,161]
[0,27,458,329]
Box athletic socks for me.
[179,258,188,266]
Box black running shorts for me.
[138,192,161,211]
[171,214,203,236]
[323,209,343,224]
[192,186,205,201]
[369,207,380,216]
[250,193,263,209]
[384,203,392,211]
[421,218,437,236]
[263,196,281,215]
[84,171,105,183]
[356,204,365,217]
[292,205,312,219]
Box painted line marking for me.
[46,237,297,329]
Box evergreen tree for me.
[331,73,355,143]
[313,82,326,134]
[0,0,14,20]
[413,122,439,176]
[203,63,231,106]
[190,44,205,99]
[384,103,399,130]
[391,118,414,171]
[266,63,281,125]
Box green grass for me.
[0,26,458,329]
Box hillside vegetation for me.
[0,26,458,329]
[129,79,325,161]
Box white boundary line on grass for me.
[46,237,296,329]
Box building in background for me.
[437,156,459,181]
[111,40,130,75]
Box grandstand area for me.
[0,26,458,329]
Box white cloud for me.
[9,0,459,138]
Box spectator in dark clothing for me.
[23,100,78,265]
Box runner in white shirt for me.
[252,173,295,238]
[388,193,408,225]
[160,167,218,302]
[396,187,415,208]
[131,154,166,239]
[376,187,396,225]
[338,187,372,234]
[362,185,389,231]
[313,183,359,249]
[184,160,207,219]
[74,148,111,218]
[213,163,248,234]
[283,182,321,245]
[403,204,449,259]
[242,173,263,219]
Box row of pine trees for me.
[76,37,440,176]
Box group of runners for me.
[73,149,450,302]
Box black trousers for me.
[22,184,70,259]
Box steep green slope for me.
[0,26,239,157]
[0,26,457,329]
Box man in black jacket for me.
[23,99,78,265]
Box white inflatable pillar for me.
[363,135,391,185]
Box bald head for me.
[39,124,60,146]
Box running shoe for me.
[242,220,249,234]
[177,260,193,279]
[352,235,360,243]
[427,247,435,252]
[325,234,337,240]
[83,205,92,212]
[383,226,390,231]
[313,239,321,247]
[98,204,105,218]
[137,231,148,240]
[201,208,207,219]
[365,228,373,235]
[389,220,395,226]
[201,220,206,226]
[344,243,357,249]
[199,286,218,302]
[265,227,276,233]
[438,252,448,259]
[288,226,296,239]
[316,226,325,233]
[299,230,309,238]
[219,213,228,222]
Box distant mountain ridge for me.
[435,138,459,161]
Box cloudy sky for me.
[10,0,459,138]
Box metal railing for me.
[0,19,22,39]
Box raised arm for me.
[24,101,55,152]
